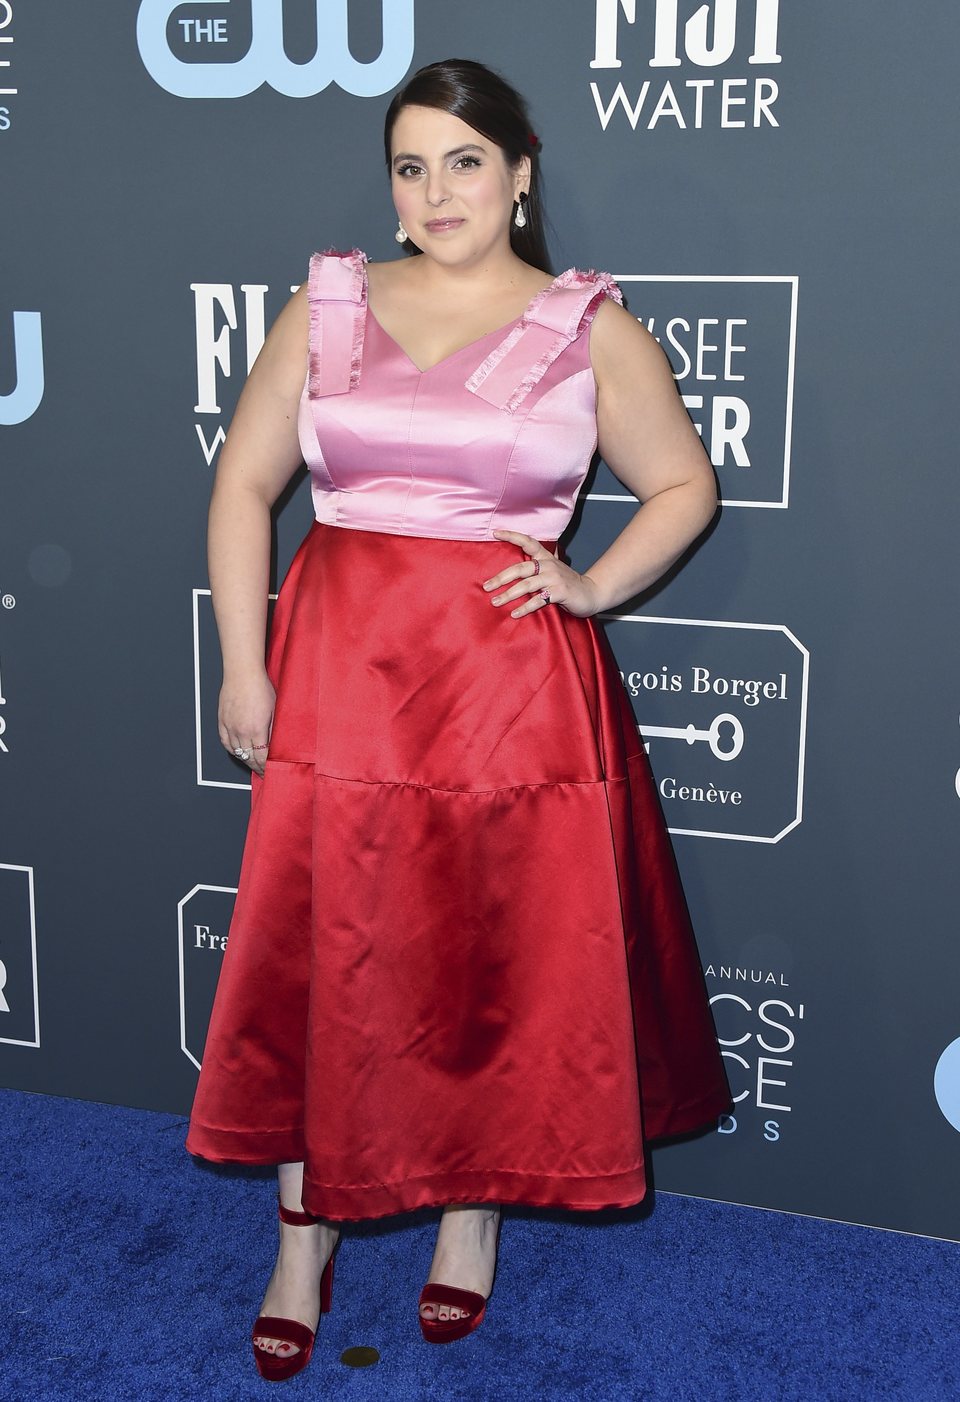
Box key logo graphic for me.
[137,0,415,99]
[607,615,809,842]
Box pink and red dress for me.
[185,248,731,1220]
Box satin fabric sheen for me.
[298,248,628,540]
[185,250,732,1220]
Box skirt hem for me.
[185,1080,728,1221]
[186,1131,648,1219]
[301,1167,650,1221]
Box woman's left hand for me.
[483,529,600,619]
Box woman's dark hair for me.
[383,58,552,274]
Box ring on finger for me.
[540,587,552,604]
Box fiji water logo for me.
[136,0,415,99]
[0,311,43,425]
[590,0,783,131]
[593,0,782,69]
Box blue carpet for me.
[2,1088,958,1401]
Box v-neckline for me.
[362,264,569,377]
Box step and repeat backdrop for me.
[2,3,959,1240]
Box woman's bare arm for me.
[581,298,719,613]
[207,281,309,770]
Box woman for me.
[185,57,731,1380]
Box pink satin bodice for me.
[296,248,623,542]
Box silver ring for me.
[234,746,250,761]
[540,588,551,604]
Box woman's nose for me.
[425,167,451,206]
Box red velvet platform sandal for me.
[251,1193,339,1382]
[417,1212,502,1344]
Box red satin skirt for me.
[185,520,731,1220]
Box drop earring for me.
[395,221,408,243]
[514,192,528,230]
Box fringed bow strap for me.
[307,248,367,398]
[465,269,623,413]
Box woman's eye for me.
[395,156,479,177]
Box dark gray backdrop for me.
[2,1,959,1241]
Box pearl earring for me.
[395,221,408,243]
[514,193,528,230]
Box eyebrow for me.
[392,143,486,166]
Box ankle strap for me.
[276,1191,323,1226]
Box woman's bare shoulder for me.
[589,296,666,376]
[366,256,417,295]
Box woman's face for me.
[390,104,528,268]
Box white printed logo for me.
[607,615,809,842]
[707,960,804,1144]
[0,863,39,1047]
[178,884,236,1068]
[590,0,782,131]
[0,653,8,755]
[0,1,17,133]
[137,0,415,99]
[591,276,798,508]
[191,280,297,464]
[193,588,277,788]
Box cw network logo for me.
[0,311,43,425]
[590,0,783,132]
[136,0,415,99]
